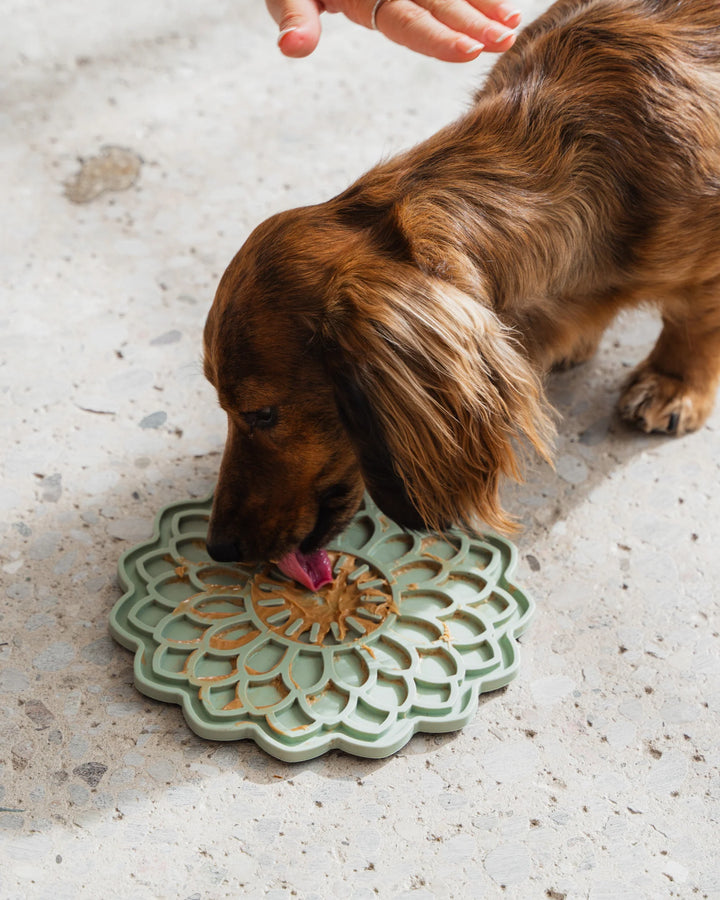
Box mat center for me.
[249,551,397,646]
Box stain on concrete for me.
[64,146,142,204]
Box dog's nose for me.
[205,537,242,563]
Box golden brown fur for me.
[203,0,720,565]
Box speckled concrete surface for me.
[2,1,719,897]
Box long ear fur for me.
[323,261,555,533]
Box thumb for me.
[265,0,324,57]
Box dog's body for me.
[204,0,720,572]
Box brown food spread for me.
[168,552,397,648]
[251,552,397,645]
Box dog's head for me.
[203,200,552,570]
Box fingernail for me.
[277,26,298,47]
[484,25,515,44]
[457,38,485,56]
[498,5,522,24]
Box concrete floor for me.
[1,0,719,896]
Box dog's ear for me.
[322,262,554,533]
[327,362,431,530]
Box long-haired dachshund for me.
[203,0,720,589]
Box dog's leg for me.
[618,281,720,435]
[551,331,603,372]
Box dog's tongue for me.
[277,549,333,592]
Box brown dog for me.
[203,0,720,586]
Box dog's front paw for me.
[618,364,714,435]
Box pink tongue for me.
[277,549,333,592]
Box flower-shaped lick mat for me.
[110,494,534,762]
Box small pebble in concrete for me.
[40,474,62,503]
[139,411,167,429]
[28,533,62,562]
[68,783,90,805]
[530,675,576,706]
[578,416,611,446]
[150,330,182,345]
[556,453,590,485]
[106,517,154,542]
[22,700,55,728]
[68,735,90,760]
[80,637,116,665]
[0,669,30,693]
[485,844,531,886]
[32,642,76,673]
[72,763,108,788]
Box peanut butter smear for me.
[251,552,397,645]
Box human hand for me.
[265,0,520,63]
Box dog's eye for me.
[242,406,278,431]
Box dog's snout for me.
[205,536,243,563]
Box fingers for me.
[374,0,519,62]
[422,0,519,50]
[265,0,324,57]
[264,0,522,62]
